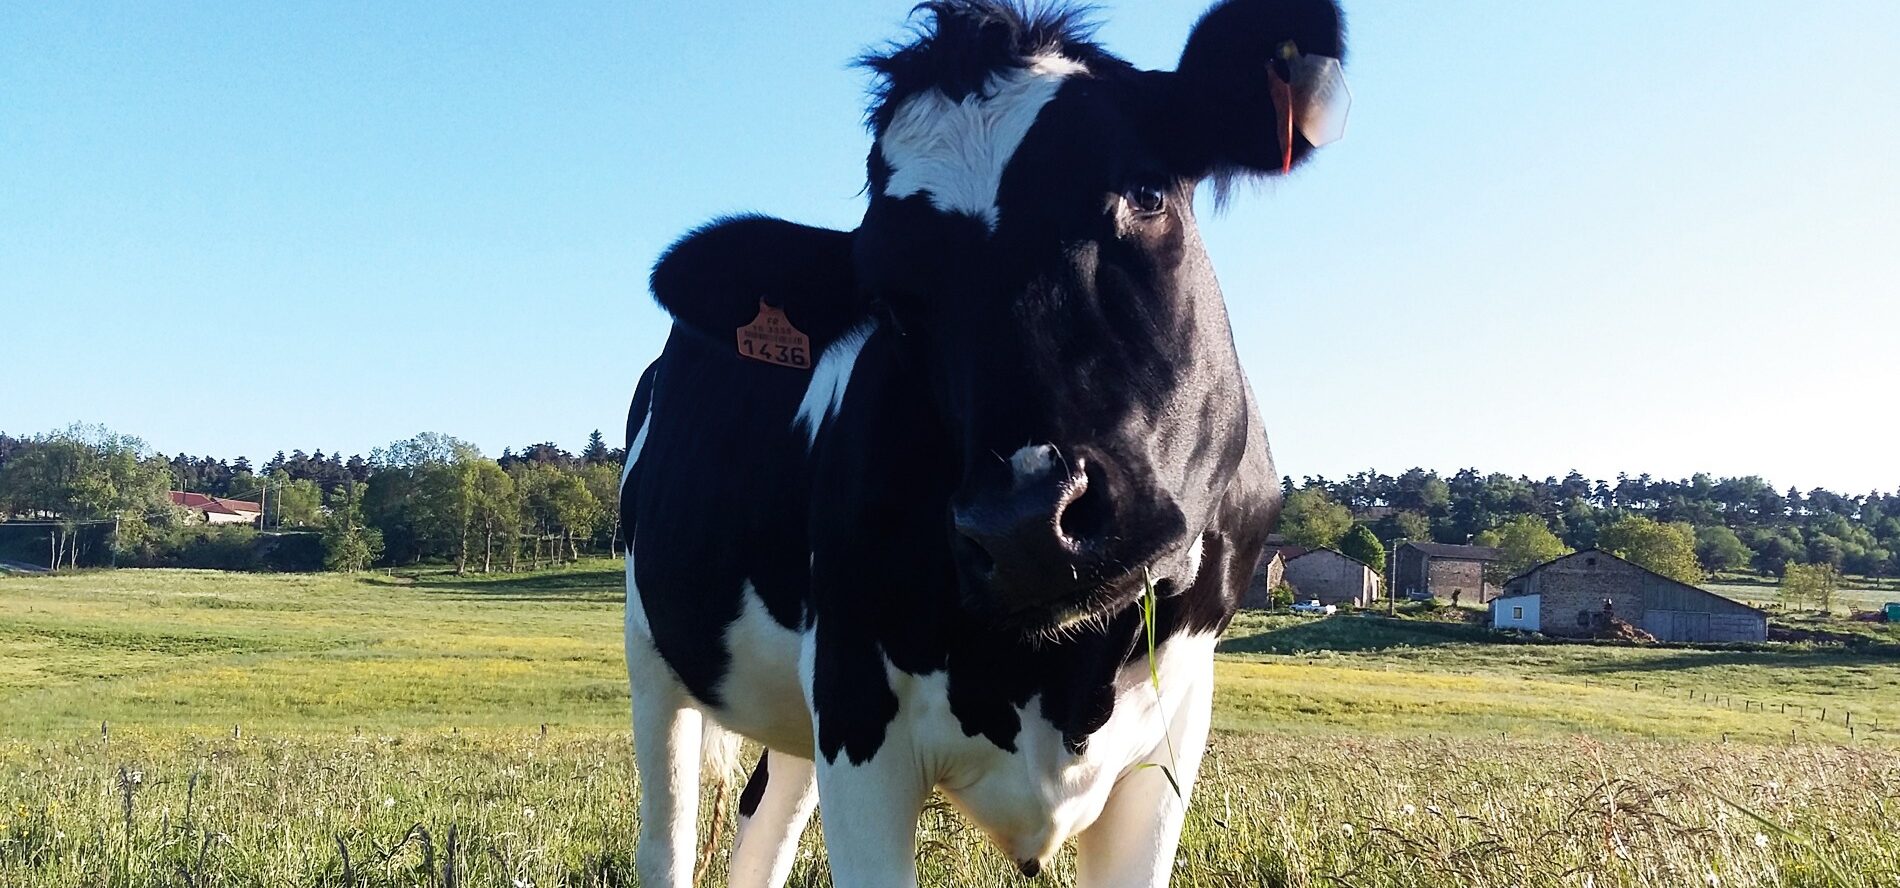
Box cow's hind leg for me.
[729,750,818,888]
[627,616,704,888]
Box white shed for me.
[1490,593,1540,631]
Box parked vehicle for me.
[1290,600,1337,616]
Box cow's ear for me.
[1168,0,1348,181]
[650,215,861,350]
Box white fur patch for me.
[793,320,878,450]
[1009,444,1057,485]
[622,400,652,494]
[880,55,1088,232]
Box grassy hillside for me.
[2,566,1896,886]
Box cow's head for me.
[650,0,1345,633]
[854,0,1345,628]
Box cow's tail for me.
[695,718,746,875]
[700,719,744,782]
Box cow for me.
[621,1,1348,885]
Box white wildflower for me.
[383,797,395,809]
[1754,832,1769,850]
[1401,804,1416,817]
[523,806,536,821]
[1340,822,1355,837]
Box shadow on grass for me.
[1220,614,1498,655]
[369,566,624,603]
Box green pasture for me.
[1,565,1896,886]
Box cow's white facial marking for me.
[794,320,878,450]
[880,55,1088,232]
[1008,444,1058,487]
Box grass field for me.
[3,565,1897,886]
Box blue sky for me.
[3,2,1895,492]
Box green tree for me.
[462,459,518,573]
[1693,525,1753,574]
[1338,524,1386,574]
[1279,488,1352,549]
[266,473,324,528]
[1372,510,1430,544]
[322,482,383,572]
[1598,516,1703,585]
[0,425,169,569]
[1480,515,1573,584]
[1779,561,1837,613]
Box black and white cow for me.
[622,1,1347,885]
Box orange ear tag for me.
[736,300,813,370]
[1268,65,1295,175]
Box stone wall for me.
[1427,559,1490,605]
[1283,551,1380,608]
[1240,553,1286,610]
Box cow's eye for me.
[1124,182,1168,217]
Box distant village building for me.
[1242,544,1297,609]
[169,491,264,527]
[1489,549,1767,643]
[1282,549,1382,609]
[1392,541,1503,605]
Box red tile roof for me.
[169,491,263,515]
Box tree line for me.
[0,426,626,574]
[1274,468,1899,587]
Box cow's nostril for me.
[1055,461,1110,549]
[954,530,998,578]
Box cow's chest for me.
[831,634,1218,864]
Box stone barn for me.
[1489,549,1767,642]
[1282,549,1382,609]
[1241,548,1291,610]
[1392,541,1503,605]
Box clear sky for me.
[4,1,1895,492]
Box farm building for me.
[1392,541,1503,605]
[1281,549,1382,608]
[169,491,264,527]
[1241,548,1291,609]
[1489,549,1767,642]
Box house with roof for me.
[1281,549,1382,609]
[169,491,264,527]
[1391,541,1503,605]
[1489,549,1767,643]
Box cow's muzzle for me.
[951,446,1113,612]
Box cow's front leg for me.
[1074,658,1216,888]
[812,738,928,888]
[626,588,704,888]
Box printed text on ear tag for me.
[1290,54,1351,147]
[737,300,813,370]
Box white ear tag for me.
[1289,54,1351,147]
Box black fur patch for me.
[738,753,771,818]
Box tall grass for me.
[1,730,1893,886]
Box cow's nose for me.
[952,450,1106,600]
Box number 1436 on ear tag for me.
[736,300,813,370]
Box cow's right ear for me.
[650,215,861,350]
[1167,0,1348,182]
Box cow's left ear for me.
[649,215,863,353]
[1166,0,1348,181]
